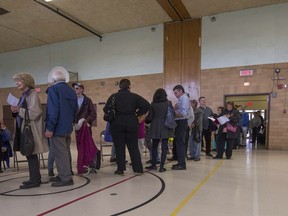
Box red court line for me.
[37,175,139,216]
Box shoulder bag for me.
[20,101,35,156]
[103,94,116,123]
[164,102,177,129]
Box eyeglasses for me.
[74,87,80,90]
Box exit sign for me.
[240,69,254,76]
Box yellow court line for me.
[170,160,224,216]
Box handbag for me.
[226,122,237,133]
[164,103,177,129]
[103,94,116,123]
[20,107,35,156]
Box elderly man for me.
[45,69,77,187]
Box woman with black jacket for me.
[103,79,150,175]
[213,102,241,160]
[145,88,174,172]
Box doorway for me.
[224,93,270,149]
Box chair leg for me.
[38,153,45,168]
[14,151,19,171]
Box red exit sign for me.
[240,69,254,76]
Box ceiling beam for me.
[156,0,182,21]
[170,0,191,20]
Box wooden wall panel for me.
[164,22,182,102]
[182,19,201,101]
[164,19,201,102]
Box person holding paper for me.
[213,102,241,160]
[11,73,48,189]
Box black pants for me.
[26,154,41,183]
[216,133,235,159]
[111,125,143,173]
[202,129,212,155]
[152,139,168,169]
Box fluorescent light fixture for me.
[244,82,250,86]
[44,0,53,2]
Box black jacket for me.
[103,89,150,130]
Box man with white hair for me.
[45,69,77,187]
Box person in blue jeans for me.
[188,100,203,161]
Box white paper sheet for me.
[217,115,230,125]
[6,93,19,106]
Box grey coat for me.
[147,101,174,139]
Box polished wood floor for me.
[0,142,287,216]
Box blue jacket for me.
[46,82,77,136]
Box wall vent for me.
[0,7,9,16]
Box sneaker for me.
[206,153,213,157]
[51,179,74,187]
[194,158,201,162]
[187,157,195,160]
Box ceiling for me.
[0,0,287,53]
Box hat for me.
[72,82,84,90]
[48,66,69,83]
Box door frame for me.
[224,93,271,149]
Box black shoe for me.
[114,170,124,176]
[145,165,157,170]
[171,165,186,170]
[159,168,166,173]
[156,161,161,164]
[194,158,201,162]
[167,157,177,161]
[22,180,33,185]
[48,170,55,177]
[187,157,195,160]
[51,179,74,187]
[20,182,41,189]
[213,156,222,159]
[110,158,116,162]
[226,157,231,160]
[146,159,152,164]
[206,153,213,157]
[49,176,61,182]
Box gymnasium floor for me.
[0,142,287,216]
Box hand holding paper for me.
[6,93,19,106]
[217,115,230,125]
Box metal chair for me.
[99,130,113,161]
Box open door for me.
[224,94,270,149]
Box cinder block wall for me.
[0,73,163,144]
[201,62,288,150]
